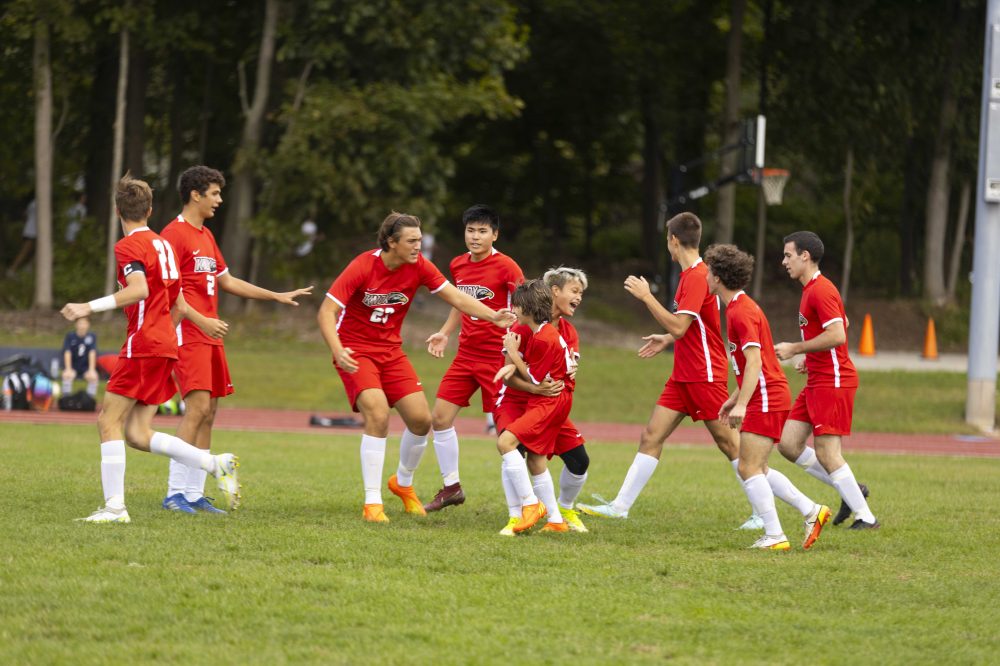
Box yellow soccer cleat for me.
[803,504,831,550]
[498,516,519,536]
[559,507,589,533]
[388,474,427,516]
[749,534,791,551]
[363,503,390,523]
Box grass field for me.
[2,423,999,664]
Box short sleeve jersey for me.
[327,250,447,350]
[671,260,728,383]
[160,215,229,347]
[63,330,97,372]
[495,323,533,410]
[114,227,181,359]
[725,291,791,412]
[523,322,572,388]
[799,272,858,388]
[555,318,580,393]
[451,248,523,361]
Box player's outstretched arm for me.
[624,275,693,338]
[60,271,149,321]
[637,333,675,358]
[217,272,314,305]
[775,321,846,360]
[435,283,516,328]
[317,297,358,373]
[426,307,462,358]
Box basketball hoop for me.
[758,168,790,205]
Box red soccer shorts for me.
[506,392,573,457]
[552,417,586,456]
[106,356,178,405]
[788,386,857,436]
[436,353,504,412]
[176,343,234,398]
[335,346,423,412]
[493,397,526,433]
[657,377,730,422]
[741,409,789,442]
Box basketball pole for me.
[966,0,1000,433]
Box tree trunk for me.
[103,27,129,297]
[945,180,971,303]
[33,20,53,310]
[714,0,745,244]
[841,147,855,305]
[220,0,278,311]
[124,39,146,177]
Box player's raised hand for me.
[426,332,448,358]
[491,308,517,328]
[774,341,797,360]
[201,318,230,339]
[335,347,359,373]
[535,378,564,397]
[624,275,652,301]
[275,285,315,306]
[503,331,521,355]
[60,302,90,321]
[493,364,516,383]
[726,403,746,430]
[638,333,672,358]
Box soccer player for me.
[423,205,524,512]
[317,212,516,523]
[577,212,748,521]
[158,166,313,515]
[61,316,99,397]
[704,244,831,550]
[774,231,879,529]
[60,175,239,523]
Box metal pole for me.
[966,0,1000,433]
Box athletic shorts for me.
[436,353,504,412]
[496,400,585,457]
[788,386,856,436]
[176,343,234,398]
[493,398,527,433]
[741,409,789,442]
[335,346,422,412]
[506,392,573,457]
[106,356,177,405]
[656,377,730,422]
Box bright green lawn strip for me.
[1,425,998,664]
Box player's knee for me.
[408,413,432,436]
[638,431,664,457]
[737,459,760,480]
[364,410,391,436]
[560,446,589,475]
[430,411,451,431]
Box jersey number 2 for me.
[370,307,395,324]
[151,239,179,280]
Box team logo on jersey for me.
[671,300,679,313]
[798,312,808,327]
[194,256,217,273]
[362,291,409,307]
[456,284,495,301]
[728,341,737,353]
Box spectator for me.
[62,316,99,398]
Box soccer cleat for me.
[162,493,197,514]
[189,496,227,515]
[212,454,241,511]
[833,483,869,526]
[388,474,427,516]
[540,520,570,533]
[498,516,520,536]
[363,503,390,523]
[423,483,466,513]
[512,501,546,533]
[559,507,589,532]
[749,534,791,551]
[848,518,880,530]
[576,495,628,519]
[737,513,765,530]
[802,504,831,550]
[78,505,131,523]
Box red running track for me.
[2,407,998,458]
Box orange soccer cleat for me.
[388,475,427,516]
[539,521,570,533]
[512,501,547,533]
[802,504,831,550]
[363,503,389,523]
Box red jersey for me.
[671,260,728,383]
[799,272,858,388]
[523,322,573,387]
[554,317,580,393]
[327,250,447,349]
[495,321,573,409]
[451,248,523,361]
[160,215,229,347]
[725,291,791,413]
[495,323,532,411]
[114,227,181,359]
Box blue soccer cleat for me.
[189,496,227,514]
[162,493,197,514]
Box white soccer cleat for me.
[737,513,765,530]
[78,505,131,523]
[749,534,791,551]
[213,453,241,511]
[576,495,628,519]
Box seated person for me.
[62,316,98,397]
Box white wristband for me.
[88,295,117,313]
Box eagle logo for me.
[798,313,808,327]
[362,291,409,307]
[194,256,217,273]
[457,284,495,301]
[728,341,737,353]
[671,300,679,313]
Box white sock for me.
[501,462,521,517]
[361,435,387,505]
[486,412,495,428]
[167,459,187,498]
[100,440,126,508]
[532,471,563,523]
[432,427,460,486]
[613,452,658,512]
[395,428,427,487]
[795,447,835,486]
[766,468,815,516]
[184,453,209,503]
[830,464,876,523]
[501,450,537,504]
[149,432,214,472]
[86,380,98,397]
[742,473,784,538]
[62,378,73,394]
[558,468,587,510]
[732,458,759,516]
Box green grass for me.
[1,424,998,664]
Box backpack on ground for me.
[59,390,97,412]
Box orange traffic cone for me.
[922,318,938,360]
[858,313,876,356]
